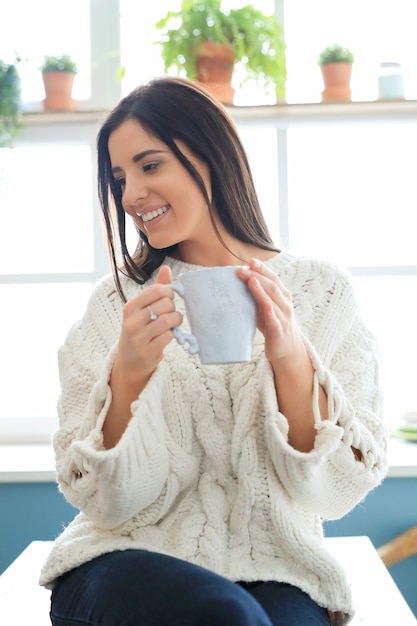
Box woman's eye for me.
[115,178,125,189]
[143,161,159,173]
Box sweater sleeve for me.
[53,280,196,530]
[263,265,388,520]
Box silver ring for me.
[147,305,157,322]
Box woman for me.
[40,76,387,626]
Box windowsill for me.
[387,436,417,477]
[21,98,417,127]
[0,444,56,483]
[0,436,416,484]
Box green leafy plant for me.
[318,44,354,66]
[40,54,78,74]
[155,0,286,100]
[0,60,21,147]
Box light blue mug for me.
[169,266,257,365]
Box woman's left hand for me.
[236,259,306,370]
[238,259,328,452]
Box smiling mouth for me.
[138,205,169,223]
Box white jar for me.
[378,62,404,100]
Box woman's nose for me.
[123,176,146,209]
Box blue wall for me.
[0,482,76,574]
[1,477,416,616]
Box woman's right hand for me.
[115,264,182,389]
[103,265,182,447]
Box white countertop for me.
[1,537,416,625]
[0,435,416,483]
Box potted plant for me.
[40,54,78,110]
[318,43,354,102]
[155,0,286,105]
[0,59,21,147]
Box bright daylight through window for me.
[0,0,416,442]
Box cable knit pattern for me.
[39,251,388,625]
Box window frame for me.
[0,113,110,444]
[1,0,417,442]
[1,100,416,443]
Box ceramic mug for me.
[169,266,257,364]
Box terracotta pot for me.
[42,72,77,110]
[320,62,353,102]
[195,42,235,105]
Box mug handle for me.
[168,283,200,355]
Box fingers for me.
[237,259,290,313]
[142,265,175,311]
[140,265,178,323]
[125,265,182,342]
[125,265,174,328]
[121,264,180,345]
[237,259,300,364]
[119,300,181,377]
[247,259,289,298]
[237,258,281,288]
[155,264,172,285]
[126,292,180,339]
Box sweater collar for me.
[162,250,293,279]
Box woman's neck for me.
[174,242,276,267]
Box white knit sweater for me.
[39,251,388,625]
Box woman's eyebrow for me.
[111,149,165,175]
[132,149,164,163]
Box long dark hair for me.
[97,76,278,300]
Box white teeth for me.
[140,205,169,223]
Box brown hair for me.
[97,76,278,300]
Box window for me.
[118,0,417,104]
[231,104,417,426]
[1,1,416,443]
[284,0,417,103]
[285,118,417,422]
[0,0,118,442]
[119,0,278,104]
[0,120,110,442]
[1,0,91,107]
[0,0,122,111]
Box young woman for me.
[40,76,387,626]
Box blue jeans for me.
[50,550,331,626]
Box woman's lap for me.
[239,581,331,626]
[50,550,330,626]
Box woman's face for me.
[108,119,213,252]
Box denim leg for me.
[241,581,331,626]
[50,550,275,626]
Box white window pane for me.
[0,145,94,274]
[352,276,417,428]
[0,283,93,419]
[239,126,280,242]
[287,124,417,267]
[285,0,417,103]
[0,0,91,103]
